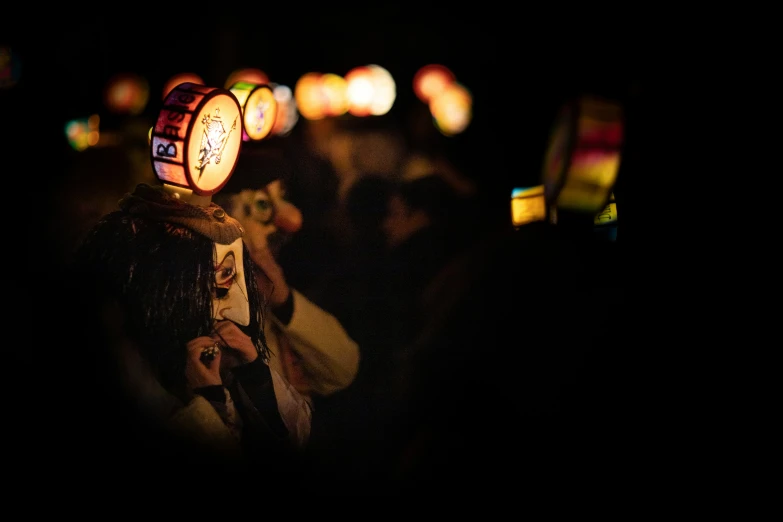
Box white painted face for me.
[211,237,250,326]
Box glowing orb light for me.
[162,72,205,99]
[229,82,278,141]
[295,72,327,120]
[345,66,375,117]
[320,73,349,117]
[413,64,455,104]
[270,83,299,136]
[430,82,473,136]
[65,115,100,152]
[150,83,243,200]
[104,72,150,115]
[224,68,269,89]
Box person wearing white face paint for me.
[213,144,360,409]
[71,182,311,477]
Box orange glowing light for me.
[162,73,205,99]
[150,83,243,196]
[345,66,375,117]
[294,72,327,120]
[271,84,298,136]
[413,64,455,104]
[320,73,349,117]
[104,72,150,115]
[224,68,270,89]
[430,82,472,136]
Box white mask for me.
[211,237,250,326]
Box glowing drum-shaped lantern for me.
[150,82,243,204]
[229,81,278,141]
[542,96,623,215]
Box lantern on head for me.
[542,95,623,215]
[229,81,278,142]
[150,82,243,206]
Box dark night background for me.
[7,11,669,494]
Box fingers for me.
[212,321,259,365]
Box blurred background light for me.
[65,115,101,151]
[224,67,270,89]
[295,72,327,120]
[430,82,472,136]
[162,72,205,99]
[320,73,349,117]
[367,64,395,116]
[345,65,375,117]
[593,192,617,241]
[270,83,299,136]
[511,185,547,227]
[104,72,150,116]
[413,64,455,104]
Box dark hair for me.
[73,211,268,396]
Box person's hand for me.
[247,244,290,307]
[185,336,223,389]
[212,320,259,369]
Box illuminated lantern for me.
[593,192,618,241]
[162,73,205,99]
[344,66,375,117]
[104,72,150,115]
[413,64,455,104]
[367,64,396,116]
[430,82,472,136]
[224,68,269,89]
[150,82,243,206]
[320,73,349,117]
[295,72,327,120]
[542,95,624,214]
[229,81,278,141]
[511,185,547,227]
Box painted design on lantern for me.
[196,107,238,180]
[249,100,271,135]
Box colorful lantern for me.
[542,96,624,214]
[150,83,243,205]
[229,81,278,141]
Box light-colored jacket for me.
[265,289,360,403]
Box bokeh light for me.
[413,64,455,104]
[65,115,101,152]
[104,72,150,115]
[271,83,298,136]
[295,72,327,120]
[162,72,205,99]
[224,68,269,89]
[430,82,472,136]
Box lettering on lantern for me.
[150,82,242,195]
